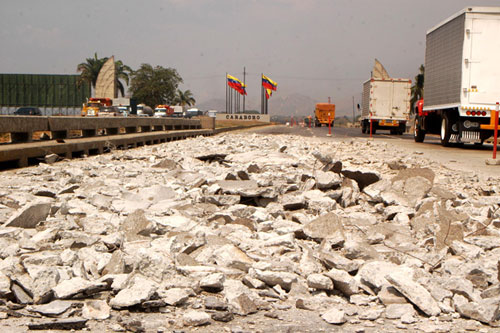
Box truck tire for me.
[440,114,452,147]
[414,117,425,142]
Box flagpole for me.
[243,66,246,113]
[261,73,263,115]
[265,92,268,115]
[225,73,228,114]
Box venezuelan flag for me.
[227,74,247,95]
[262,74,277,91]
[265,88,272,99]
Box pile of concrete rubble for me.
[0,133,499,332]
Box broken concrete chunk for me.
[315,171,342,190]
[52,277,107,300]
[5,202,51,228]
[303,212,343,241]
[325,268,359,296]
[183,310,211,326]
[120,209,154,241]
[386,271,441,317]
[82,300,111,320]
[385,303,416,319]
[306,274,334,290]
[109,276,157,309]
[321,306,346,325]
[28,300,73,316]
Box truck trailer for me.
[414,7,500,146]
[361,78,411,135]
[314,103,335,127]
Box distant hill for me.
[268,93,319,117]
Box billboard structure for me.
[95,56,117,99]
[0,74,91,108]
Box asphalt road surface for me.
[243,124,500,179]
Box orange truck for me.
[314,103,336,127]
[81,98,112,117]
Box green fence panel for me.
[0,74,91,107]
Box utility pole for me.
[243,67,246,113]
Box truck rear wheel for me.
[414,117,425,142]
[440,114,452,147]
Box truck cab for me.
[81,98,112,117]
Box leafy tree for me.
[129,64,183,108]
[410,64,424,114]
[77,53,132,97]
[173,89,196,107]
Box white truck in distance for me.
[360,78,411,135]
[414,7,500,146]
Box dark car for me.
[13,107,42,116]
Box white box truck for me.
[414,7,500,146]
[360,78,411,135]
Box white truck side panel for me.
[361,79,411,121]
[463,12,500,106]
[424,7,500,114]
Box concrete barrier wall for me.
[0,116,202,143]
[197,116,216,129]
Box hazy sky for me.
[1,0,500,114]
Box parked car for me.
[13,107,42,116]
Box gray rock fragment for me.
[28,300,73,316]
[306,274,334,290]
[5,202,51,228]
[321,307,346,324]
[386,271,441,317]
[303,212,343,241]
[82,300,110,320]
[385,303,416,319]
[183,310,211,326]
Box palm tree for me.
[173,89,196,107]
[115,60,133,97]
[76,53,107,89]
[410,64,424,114]
[77,53,132,97]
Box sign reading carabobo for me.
[216,113,270,122]
[226,115,260,120]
